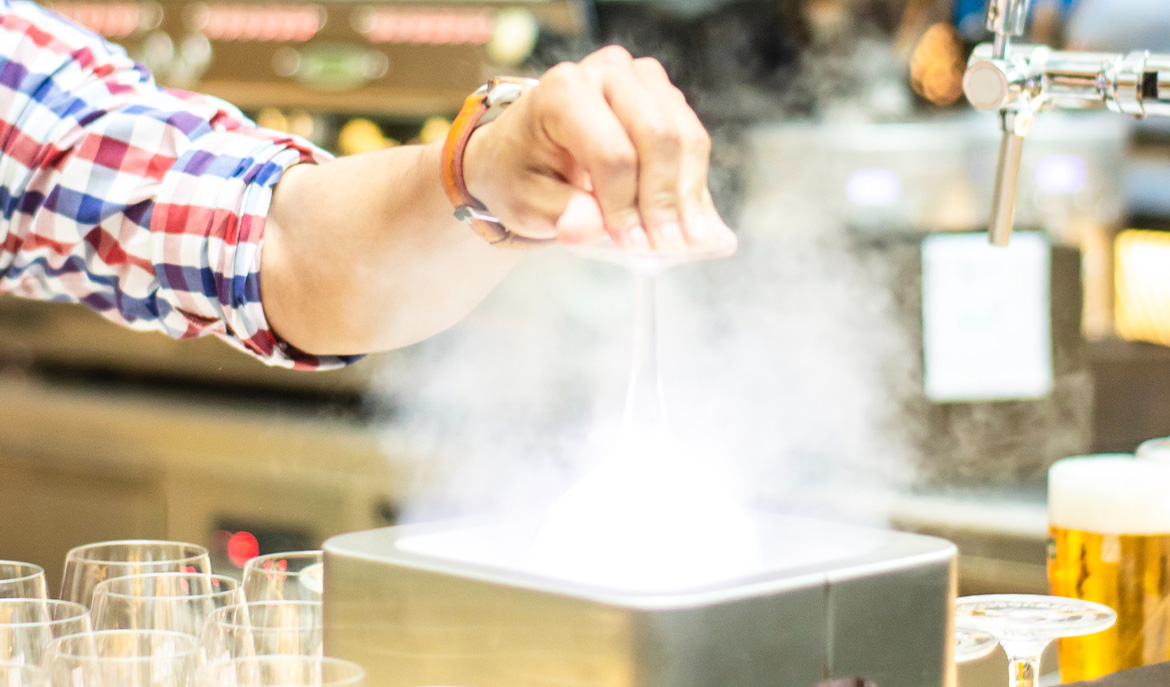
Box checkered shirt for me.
[0,0,360,369]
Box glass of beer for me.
[1048,455,1170,680]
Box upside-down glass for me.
[955,627,998,663]
[0,661,48,686]
[0,562,47,600]
[202,601,323,665]
[60,541,211,608]
[241,553,323,603]
[0,599,91,666]
[91,573,242,635]
[197,656,364,687]
[955,594,1115,687]
[44,630,198,687]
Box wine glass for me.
[0,661,48,686]
[197,656,364,686]
[202,601,323,664]
[44,630,197,687]
[91,573,242,635]
[242,553,323,603]
[61,541,211,608]
[0,599,91,666]
[0,562,47,600]
[955,626,998,663]
[955,594,1116,687]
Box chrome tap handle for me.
[989,114,1027,246]
[986,0,1030,58]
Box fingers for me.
[535,59,649,250]
[630,57,720,248]
[511,45,735,254]
[580,48,687,251]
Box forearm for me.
[261,139,524,356]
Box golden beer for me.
[1048,456,1170,681]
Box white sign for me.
[921,232,1053,403]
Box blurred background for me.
[3,0,1170,613]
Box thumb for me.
[555,189,608,246]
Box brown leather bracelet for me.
[441,77,552,249]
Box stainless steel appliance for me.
[323,515,957,687]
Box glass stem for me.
[1004,650,1042,687]
[623,271,668,432]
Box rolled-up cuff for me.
[149,129,363,370]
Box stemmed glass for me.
[60,541,211,608]
[242,553,324,603]
[91,572,243,635]
[0,562,47,600]
[196,656,365,686]
[202,601,323,664]
[955,594,1116,687]
[44,629,198,687]
[955,626,999,663]
[0,599,91,666]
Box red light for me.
[226,531,260,568]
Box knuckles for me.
[595,142,638,178]
[587,44,634,68]
[540,62,584,91]
[641,119,683,157]
[687,126,712,158]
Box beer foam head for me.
[1137,438,1170,462]
[1049,455,1170,535]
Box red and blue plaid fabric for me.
[0,0,359,369]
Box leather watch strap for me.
[441,78,551,249]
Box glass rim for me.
[46,629,199,663]
[93,572,239,600]
[242,551,323,575]
[64,540,209,566]
[208,601,323,632]
[0,599,88,628]
[0,561,45,584]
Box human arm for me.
[260,46,736,356]
[0,0,732,364]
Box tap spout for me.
[985,0,1031,59]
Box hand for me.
[462,45,736,253]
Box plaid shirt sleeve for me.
[0,0,362,370]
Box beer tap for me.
[963,0,1170,245]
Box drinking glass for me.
[0,599,91,666]
[91,573,242,635]
[955,626,998,663]
[0,661,48,686]
[955,594,1115,687]
[0,563,47,600]
[1048,455,1170,678]
[242,553,323,603]
[44,630,197,687]
[197,656,364,687]
[60,541,211,608]
[202,601,323,664]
